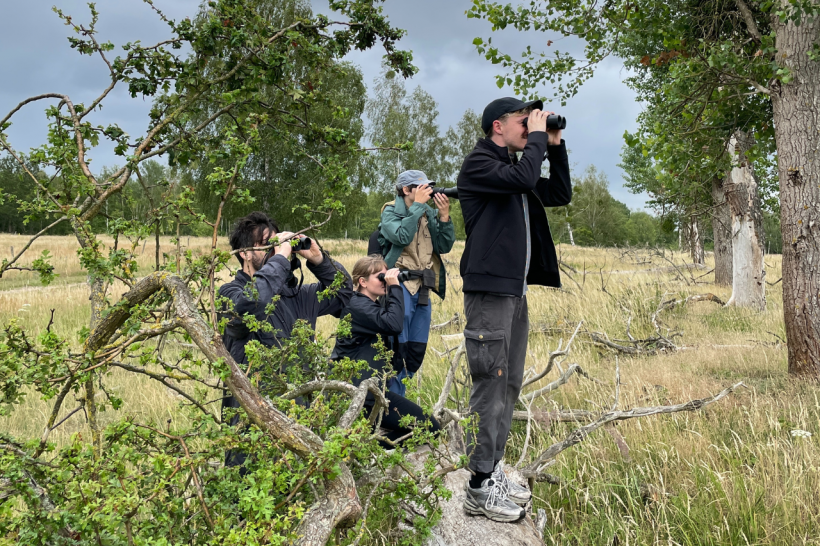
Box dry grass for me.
[2,234,818,545]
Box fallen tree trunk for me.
[84,272,362,545]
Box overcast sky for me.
[1,0,648,209]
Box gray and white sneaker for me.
[492,461,532,507]
[464,478,525,523]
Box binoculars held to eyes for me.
[268,236,312,251]
[377,271,413,283]
[522,114,567,130]
[430,187,459,199]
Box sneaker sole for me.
[464,497,525,523]
[508,494,531,507]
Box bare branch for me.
[0,216,68,278]
[433,341,466,417]
[523,364,601,402]
[521,382,745,476]
[522,321,583,389]
[1,93,67,128]
[735,0,763,43]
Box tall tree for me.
[364,68,450,192]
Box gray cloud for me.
[1,0,199,170]
[1,0,648,209]
[312,0,649,209]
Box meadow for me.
[1,233,818,545]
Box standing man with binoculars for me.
[458,98,572,522]
[377,170,456,396]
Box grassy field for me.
[1,233,818,545]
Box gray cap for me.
[395,169,436,188]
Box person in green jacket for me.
[378,170,456,396]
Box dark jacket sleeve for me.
[533,140,572,207]
[350,285,405,336]
[219,255,291,338]
[458,132,549,195]
[299,255,354,319]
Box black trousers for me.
[365,391,441,447]
[463,292,528,473]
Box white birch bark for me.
[724,132,766,310]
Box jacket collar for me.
[235,269,251,284]
[476,137,513,164]
[393,194,433,218]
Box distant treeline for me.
[0,68,782,252]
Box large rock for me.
[424,467,545,546]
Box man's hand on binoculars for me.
[542,110,563,145]
[526,109,548,133]
[297,236,324,265]
[432,192,450,222]
[526,109,562,145]
[274,231,294,259]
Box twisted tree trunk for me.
[85,272,362,544]
[771,7,820,377]
[724,131,765,310]
[711,176,733,286]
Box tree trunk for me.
[679,217,690,255]
[687,214,705,265]
[567,222,575,246]
[771,9,820,377]
[711,176,733,286]
[724,131,766,310]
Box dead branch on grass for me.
[519,382,745,477]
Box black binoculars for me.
[377,271,412,283]
[430,187,459,200]
[292,237,312,251]
[522,114,567,130]
[268,236,312,251]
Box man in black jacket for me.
[219,212,352,471]
[457,98,571,522]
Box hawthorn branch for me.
[0,216,67,278]
[83,272,362,543]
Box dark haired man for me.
[219,211,352,470]
[458,99,572,522]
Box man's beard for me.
[250,253,266,271]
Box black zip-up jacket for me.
[457,132,572,295]
[218,253,352,367]
[331,286,404,386]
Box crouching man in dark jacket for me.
[219,211,352,471]
[458,98,571,522]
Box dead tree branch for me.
[520,382,745,477]
[522,321,583,389]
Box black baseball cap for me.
[481,97,544,134]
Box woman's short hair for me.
[396,184,416,197]
[352,255,387,291]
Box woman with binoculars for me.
[330,255,441,447]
